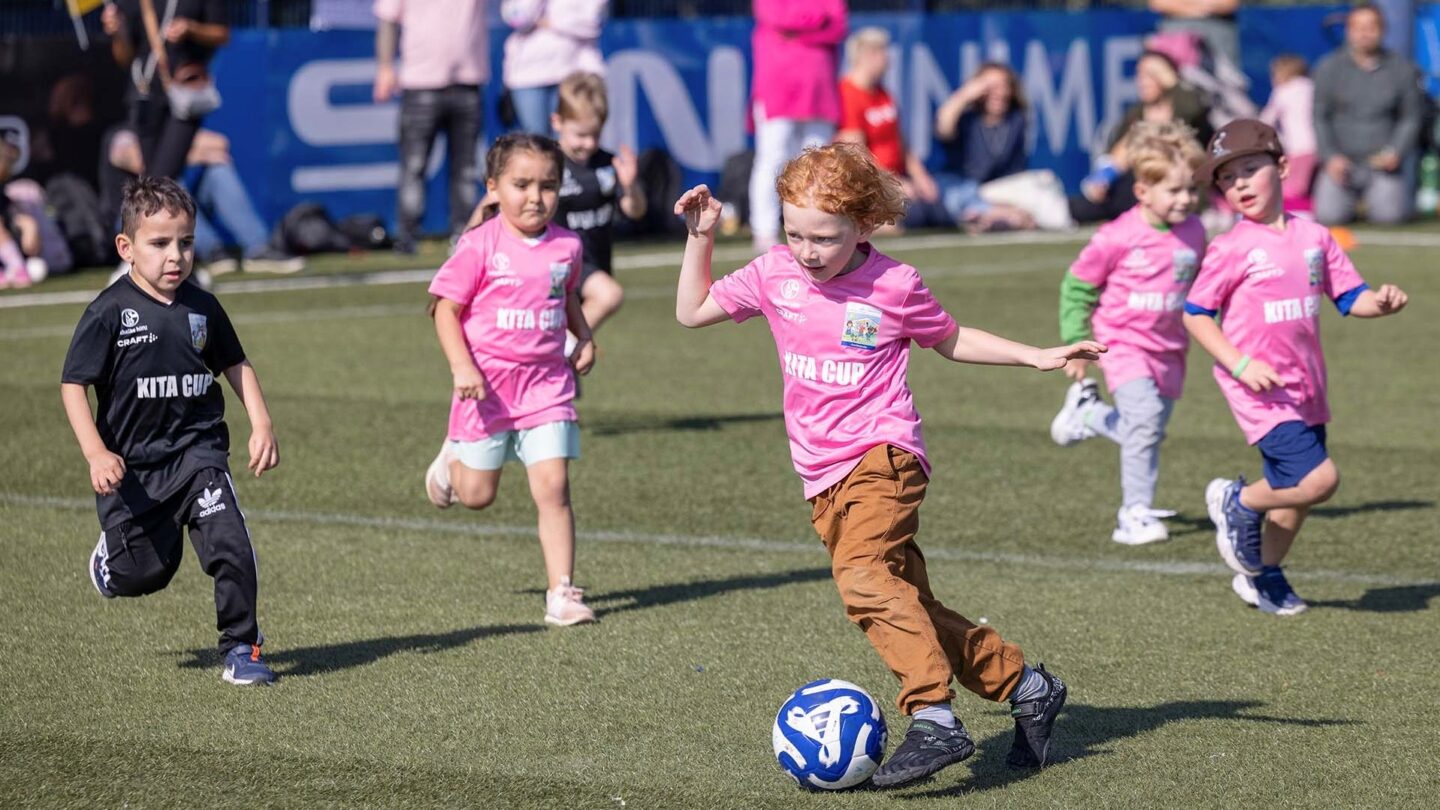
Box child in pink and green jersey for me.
[1183,119,1408,616]
[1050,122,1207,546]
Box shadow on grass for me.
[1165,499,1433,539]
[176,623,546,678]
[1309,582,1440,614]
[899,700,1357,799]
[516,568,834,619]
[587,411,782,437]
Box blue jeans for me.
[185,163,269,259]
[932,172,990,221]
[509,85,559,135]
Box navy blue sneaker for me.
[222,644,276,686]
[1007,664,1068,769]
[89,534,115,599]
[1206,477,1262,575]
[1253,567,1309,616]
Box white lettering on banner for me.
[1025,39,1096,155]
[288,59,451,192]
[603,47,746,172]
[1103,37,1145,139]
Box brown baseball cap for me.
[1196,119,1284,186]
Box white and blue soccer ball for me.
[772,679,886,790]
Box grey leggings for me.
[1088,377,1175,509]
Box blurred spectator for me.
[101,0,229,181]
[1070,51,1212,224]
[1259,54,1318,211]
[1312,3,1423,225]
[933,62,1031,228]
[749,0,847,251]
[1148,0,1240,71]
[101,126,303,274]
[501,0,608,135]
[374,0,490,253]
[836,28,947,229]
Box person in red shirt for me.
[836,27,948,230]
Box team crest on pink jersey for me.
[492,252,511,273]
[548,263,570,298]
[840,302,881,350]
[781,279,803,300]
[1120,248,1152,271]
[1173,249,1198,283]
[1304,248,1324,286]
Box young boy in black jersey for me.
[60,176,280,686]
[470,72,646,336]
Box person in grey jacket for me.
[1312,3,1424,225]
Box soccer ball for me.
[772,679,886,790]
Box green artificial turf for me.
[1,231,1436,807]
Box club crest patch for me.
[596,166,617,195]
[1172,249,1198,283]
[1304,248,1324,286]
[188,313,208,351]
[548,263,571,299]
[840,302,882,350]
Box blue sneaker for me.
[1253,567,1308,616]
[89,533,115,599]
[1206,477,1262,575]
[222,644,276,686]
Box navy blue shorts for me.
[1257,421,1329,488]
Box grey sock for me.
[913,703,956,728]
[1010,665,1050,705]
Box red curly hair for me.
[775,143,907,232]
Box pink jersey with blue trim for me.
[1185,215,1367,444]
[1069,207,1206,399]
[708,246,958,499]
[428,217,582,440]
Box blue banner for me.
[207,6,1353,235]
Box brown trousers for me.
[809,444,1026,715]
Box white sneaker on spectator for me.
[245,248,305,275]
[545,578,596,626]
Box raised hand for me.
[673,185,723,238]
[614,145,639,190]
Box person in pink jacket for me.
[502,0,609,134]
[747,0,847,252]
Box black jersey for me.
[62,275,246,527]
[556,149,621,275]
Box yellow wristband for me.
[1231,355,1251,379]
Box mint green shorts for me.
[450,420,580,471]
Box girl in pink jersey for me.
[424,133,599,627]
[1049,121,1207,546]
[1183,119,1408,616]
[674,143,1103,788]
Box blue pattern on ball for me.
[772,679,887,790]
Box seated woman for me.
[933,62,1035,231]
[1070,50,1212,224]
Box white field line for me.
[3,227,1431,312]
[4,492,1433,589]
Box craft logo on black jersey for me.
[188,313,208,351]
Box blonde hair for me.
[1270,54,1309,84]
[1126,120,1205,185]
[776,142,907,231]
[555,71,608,124]
[845,27,890,70]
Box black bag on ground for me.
[45,173,114,270]
[336,213,392,250]
[634,147,685,237]
[270,203,350,255]
[717,149,754,225]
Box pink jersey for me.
[1069,207,1206,399]
[1186,215,1367,444]
[708,246,959,499]
[428,217,582,440]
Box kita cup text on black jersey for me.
[62,276,246,526]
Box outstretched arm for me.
[222,361,279,477]
[61,383,126,495]
[1344,284,1408,318]
[673,185,732,328]
[932,327,1105,369]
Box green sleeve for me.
[1058,271,1102,344]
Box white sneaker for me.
[1050,380,1100,446]
[1111,504,1172,545]
[1231,573,1259,607]
[206,257,241,276]
[545,578,596,626]
[424,442,458,508]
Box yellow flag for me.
[66,0,105,16]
